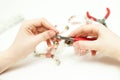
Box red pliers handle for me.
[64,37,96,45]
[86,8,110,27]
[86,8,110,21]
[74,37,96,42]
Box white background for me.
[0,0,120,80]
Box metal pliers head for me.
[55,35,74,45]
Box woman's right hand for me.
[69,24,120,60]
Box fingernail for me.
[79,50,87,55]
[73,42,79,47]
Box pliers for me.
[55,35,96,45]
[86,8,110,27]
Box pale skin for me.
[0,18,58,74]
[70,24,120,60]
[0,19,120,74]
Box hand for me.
[8,18,58,58]
[0,18,58,73]
[70,24,120,60]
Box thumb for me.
[35,30,56,43]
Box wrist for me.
[0,49,21,73]
[2,49,19,61]
[5,46,25,60]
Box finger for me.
[40,18,59,33]
[35,30,56,43]
[46,39,52,47]
[73,44,88,56]
[73,40,98,51]
[69,24,100,37]
[24,18,59,33]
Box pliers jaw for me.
[64,39,74,45]
[97,19,107,27]
[55,34,74,45]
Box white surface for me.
[0,0,120,80]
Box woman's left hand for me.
[8,18,58,58]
